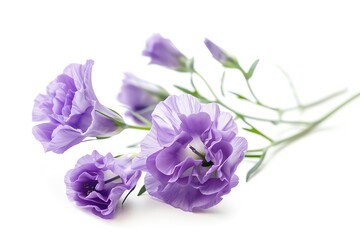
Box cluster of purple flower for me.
[32,34,248,218]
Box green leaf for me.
[174,85,194,95]
[229,91,251,102]
[246,148,269,181]
[243,127,273,142]
[137,185,146,196]
[96,136,111,140]
[122,185,136,205]
[173,85,211,103]
[220,71,226,97]
[245,59,260,80]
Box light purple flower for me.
[204,38,239,68]
[133,94,247,212]
[143,34,190,72]
[32,60,124,154]
[65,150,141,219]
[117,73,168,124]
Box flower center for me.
[83,175,121,196]
[83,182,97,196]
[185,137,213,167]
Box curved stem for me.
[245,78,261,104]
[219,100,311,125]
[277,65,302,108]
[273,92,360,146]
[246,92,360,181]
[194,71,219,101]
[194,71,309,125]
[126,124,151,131]
[283,89,347,112]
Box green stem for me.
[246,92,360,181]
[245,154,263,158]
[283,89,347,112]
[194,71,219,101]
[122,185,136,205]
[126,124,151,131]
[273,92,360,146]
[238,66,280,112]
[245,77,261,104]
[219,100,310,125]
[277,65,302,108]
[194,71,304,125]
[247,148,265,153]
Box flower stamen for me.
[188,145,214,167]
[83,176,121,196]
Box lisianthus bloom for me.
[32,60,124,154]
[133,94,247,211]
[117,73,168,123]
[204,38,239,68]
[65,151,141,219]
[143,34,191,72]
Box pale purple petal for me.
[143,34,189,71]
[32,60,124,153]
[138,94,247,211]
[65,151,141,219]
[117,73,168,123]
[204,38,228,64]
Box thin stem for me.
[190,71,196,92]
[126,124,151,131]
[283,89,347,112]
[247,148,265,152]
[122,185,136,205]
[194,71,307,125]
[245,154,262,158]
[238,66,280,112]
[277,65,302,108]
[219,100,311,125]
[245,78,261,104]
[246,92,360,181]
[194,71,219,101]
[273,92,360,147]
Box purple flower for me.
[32,60,124,154]
[133,94,247,211]
[65,150,141,219]
[143,34,191,72]
[117,73,168,124]
[204,38,239,68]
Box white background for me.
[1,0,360,239]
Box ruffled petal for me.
[145,174,223,212]
[45,125,85,154]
